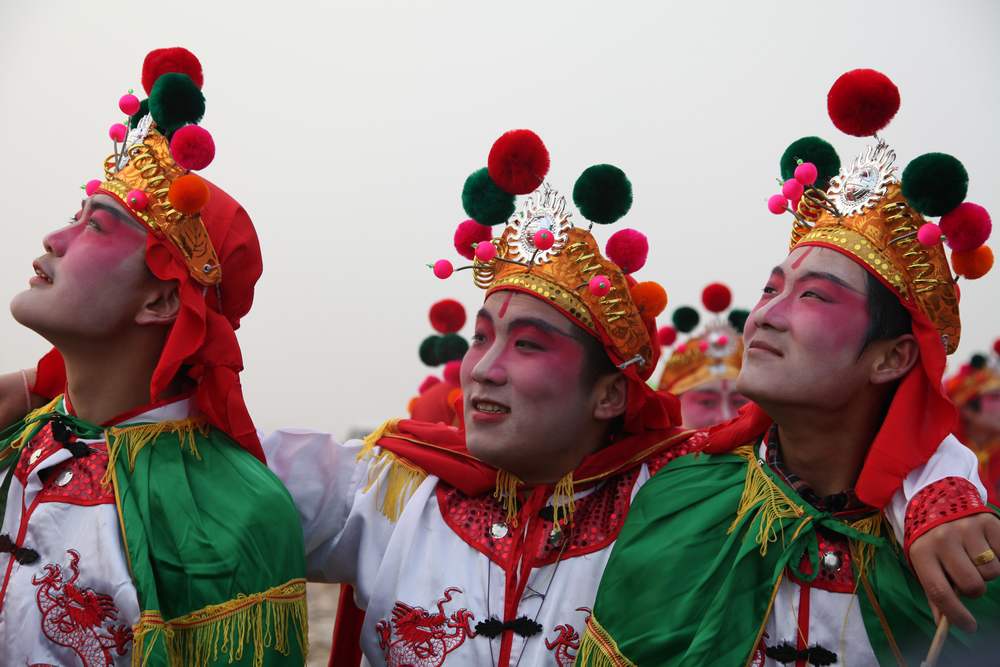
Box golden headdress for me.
[946,342,1000,407]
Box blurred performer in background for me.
[947,341,1000,499]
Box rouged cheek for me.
[792,293,869,352]
[504,338,584,396]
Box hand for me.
[909,512,1000,632]
[0,369,40,427]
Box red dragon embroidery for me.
[545,607,591,667]
[375,587,477,666]
[32,549,133,667]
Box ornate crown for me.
[766,70,994,354]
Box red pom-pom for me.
[433,259,454,279]
[827,69,900,137]
[170,125,216,171]
[453,219,493,260]
[631,281,668,318]
[167,174,210,214]
[142,47,204,94]
[658,325,677,347]
[951,245,993,279]
[701,282,732,313]
[418,375,441,394]
[429,299,466,334]
[940,202,991,252]
[993,338,1000,356]
[443,360,462,386]
[605,228,649,274]
[487,129,549,195]
[533,229,554,251]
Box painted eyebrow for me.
[475,309,575,340]
[86,198,145,230]
[770,266,784,279]
[798,270,864,294]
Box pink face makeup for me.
[678,379,751,429]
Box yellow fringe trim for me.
[576,615,637,667]
[551,472,577,527]
[101,417,209,487]
[130,578,309,667]
[8,396,62,451]
[494,468,523,527]
[356,419,427,522]
[728,445,805,555]
[847,512,888,584]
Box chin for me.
[9,291,47,331]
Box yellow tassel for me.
[494,469,522,527]
[728,446,804,556]
[576,616,637,667]
[847,513,887,584]
[131,579,308,667]
[8,396,62,451]
[356,420,426,522]
[101,418,209,488]
[551,472,577,527]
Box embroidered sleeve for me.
[903,476,990,554]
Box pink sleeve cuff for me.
[904,476,989,554]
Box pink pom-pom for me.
[453,219,492,260]
[85,179,102,196]
[716,335,730,347]
[418,375,441,394]
[794,162,818,186]
[443,360,462,385]
[605,228,649,274]
[940,202,992,252]
[126,189,148,211]
[533,229,555,251]
[658,326,677,347]
[767,194,788,215]
[698,340,710,353]
[119,93,141,116]
[588,274,612,297]
[432,259,454,279]
[109,123,128,142]
[169,125,216,171]
[475,242,497,262]
[675,343,688,354]
[917,222,943,247]
[782,178,804,201]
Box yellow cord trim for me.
[356,419,427,522]
[8,396,62,451]
[101,417,209,487]
[551,472,576,527]
[130,578,308,667]
[494,469,523,527]
[847,512,888,584]
[577,615,637,667]
[728,445,805,555]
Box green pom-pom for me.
[462,168,516,226]
[573,164,633,225]
[672,306,700,333]
[901,153,968,217]
[419,335,442,366]
[128,99,149,129]
[970,353,987,369]
[148,72,205,137]
[439,333,469,362]
[780,137,841,189]
[727,308,750,333]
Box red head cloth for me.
[34,180,265,461]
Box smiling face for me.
[679,378,749,429]
[965,389,1000,434]
[461,291,623,482]
[736,246,881,410]
[10,195,163,345]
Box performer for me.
[946,342,1000,498]
[580,69,1000,666]
[0,48,307,665]
[657,284,750,428]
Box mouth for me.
[747,340,782,357]
[469,398,511,421]
[30,260,53,286]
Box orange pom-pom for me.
[951,245,994,279]
[630,281,668,318]
[167,174,210,214]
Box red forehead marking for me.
[498,291,514,319]
[791,246,814,270]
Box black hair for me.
[862,272,912,349]
[571,328,619,385]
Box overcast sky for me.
[1,0,997,437]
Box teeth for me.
[475,400,509,414]
[34,267,51,282]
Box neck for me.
[517,426,609,487]
[55,330,170,425]
[763,390,889,499]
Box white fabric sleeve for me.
[885,434,987,544]
[261,428,399,586]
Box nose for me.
[469,342,507,386]
[42,224,78,257]
[750,291,790,334]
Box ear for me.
[868,334,920,385]
[135,280,180,326]
[592,372,628,421]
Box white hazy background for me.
[0,0,997,438]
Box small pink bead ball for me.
[716,335,729,347]
[85,179,102,196]
[917,222,942,247]
[127,189,148,211]
[533,229,555,251]
[698,341,710,353]
[589,274,612,297]
[433,259,454,279]
[474,242,497,262]
[781,178,804,202]
[767,194,788,215]
[119,93,141,116]
[109,123,128,142]
[794,162,818,186]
